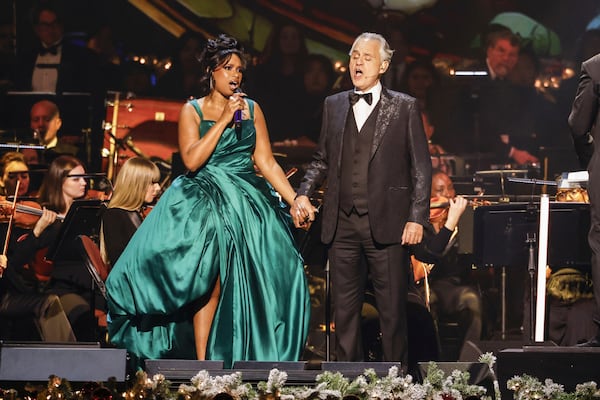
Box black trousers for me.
[588,156,600,333]
[329,208,409,366]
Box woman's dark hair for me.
[260,22,308,66]
[399,57,440,94]
[38,155,84,213]
[198,34,246,95]
[303,53,336,89]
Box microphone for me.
[233,88,243,132]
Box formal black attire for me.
[297,85,431,365]
[568,53,600,340]
[14,41,101,94]
[7,219,98,340]
[14,40,104,171]
[100,207,142,267]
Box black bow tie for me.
[349,92,373,106]
[39,44,59,56]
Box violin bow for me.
[1,181,20,273]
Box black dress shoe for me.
[576,337,600,347]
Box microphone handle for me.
[233,88,243,137]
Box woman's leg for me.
[193,279,221,360]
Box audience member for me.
[0,20,15,90]
[295,53,336,145]
[245,23,308,142]
[379,23,410,91]
[400,59,447,150]
[154,31,206,100]
[122,61,155,97]
[13,2,100,94]
[86,24,123,91]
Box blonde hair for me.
[108,157,160,211]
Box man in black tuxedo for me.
[568,52,600,346]
[292,32,431,367]
[14,3,99,94]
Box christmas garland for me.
[1,354,598,400]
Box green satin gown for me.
[106,99,310,368]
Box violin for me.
[0,199,64,229]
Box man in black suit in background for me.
[292,32,431,368]
[568,53,600,346]
[14,2,99,94]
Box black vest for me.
[339,103,380,215]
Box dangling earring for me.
[209,75,214,90]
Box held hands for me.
[32,208,58,238]
[291,195,318,231]
[402,221,423,245]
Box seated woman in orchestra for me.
[100,157,161,267]
[411,170,482,359]
[0,152,32,199]
[5,155,96,340]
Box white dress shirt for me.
[32,43,62,92]
[353,81,382,131]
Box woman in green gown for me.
[105,34,310,368]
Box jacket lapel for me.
[334,91,352,170]
[371,88,394,158]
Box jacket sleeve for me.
[568,60,597,169]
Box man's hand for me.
[401,221,423,245]
[291,195,318,230]
[511,148,539,165]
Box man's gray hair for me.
[349,32,394,62]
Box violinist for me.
[6,155,95,340]
[411,170,482,358]
[0,152,32,198]
[100,157,161,267]
[0,152,34,245]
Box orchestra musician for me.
[100,157,161,267]
[4,155,96,340]
[0,152,32,198]
[411,170,482,358]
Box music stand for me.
[45,199,104,263]
[473,202,591,339]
